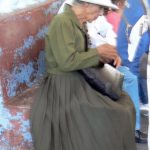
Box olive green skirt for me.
[30,72,136,150]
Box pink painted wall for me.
[0,0,63,102]
[0,0,64,149]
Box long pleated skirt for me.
[30,72,136,150]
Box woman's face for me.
[85,4,103,22]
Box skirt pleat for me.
[31,72,136,150]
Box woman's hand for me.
[96,44,118,63]
[113,55,122,68]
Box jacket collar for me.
[63,4,86,32]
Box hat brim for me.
[80,0,118,9]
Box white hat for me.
[79,0,118,9]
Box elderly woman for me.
[30,0,136,150]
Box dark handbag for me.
[79,64,124,100]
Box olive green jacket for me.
[45,5,100,74]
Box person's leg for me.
[118,66,140,130]
[118,66,147,143]
[138,75,148,104]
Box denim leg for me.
[118,66,140,130]
[138,75,148,104]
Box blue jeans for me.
[138,75,148,104]
[118,66,140,130]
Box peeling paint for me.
[37,50,46,75]
[0,82,32,147]
[14,25,48,59]
[23,36,35,49]
[0,1,64,148]
[0,85,11,133]
[5,50,45,98]
[15,36,35,58]
[36,25,48,39]
[6,62,35,97]
[0,48,3,56]
[44,0,64,15]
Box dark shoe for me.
[135,136,147,144]
[136,130,148,138]
[135,130,147,144]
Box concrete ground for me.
[137,112,148,150]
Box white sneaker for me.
[140,104,149,112]
[140,104,149,117]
